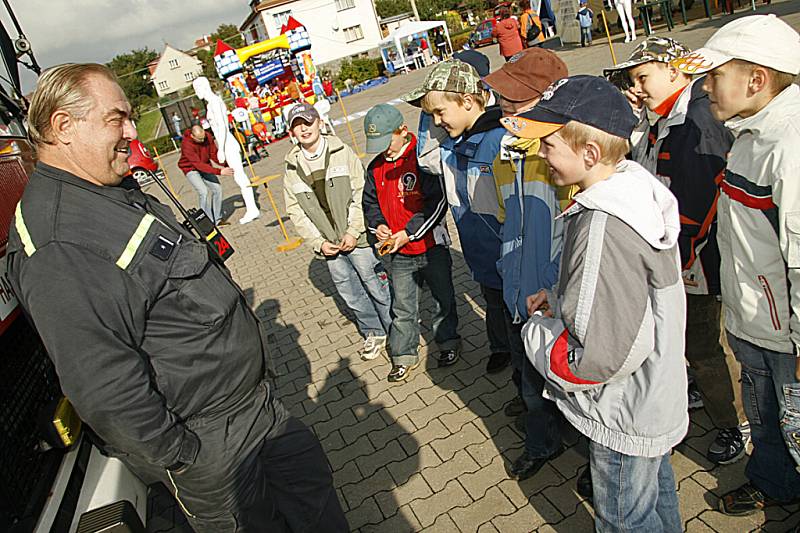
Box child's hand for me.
[376,224,392,241]
[623,87,644,111]
[386,230,410,254]
[320,241,340,257]
[338,234,357,252]
[527,290,552,317]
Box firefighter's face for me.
[62,74,137,186]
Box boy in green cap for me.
[362,104,460,382]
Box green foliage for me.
[198,23,246,82]
[375,0,411,18]
[450,29,473,51]
[147,134,178,156]
[334,58,384,91]
[107,48,158,113]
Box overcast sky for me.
[1,0,252,92]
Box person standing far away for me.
[177,124,232,226]
[6,63,348,533]
[492,7,524,61]
[519,1,545,48]
[672,13,800,516]
[282,102,393,361]
[576,0,594,47]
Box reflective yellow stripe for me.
[205,229,217,241]
[116,214,155,269]
[14,202,36,256]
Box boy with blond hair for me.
[362,104,460,382]
[673,14,800,515]
[506,75,688,530]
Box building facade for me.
[149,45,204,97]
[240,0,383,66]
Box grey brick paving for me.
[144,2,800,531]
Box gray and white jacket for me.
[523,161,689,457]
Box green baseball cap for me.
[364,104,405,153]
[402,60,483,107]
[603,36,691,90]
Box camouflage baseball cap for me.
[402,60,483,107]
[603,36,691,88]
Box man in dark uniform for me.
[6,63,347,532]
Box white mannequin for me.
[615,0,637,43]
[192,77,260,224]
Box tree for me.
[375,0,412,18]
[106,48,159,113]
[197,23,245,82]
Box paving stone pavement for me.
[145,2,800,531]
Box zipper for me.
[758,275,782,330]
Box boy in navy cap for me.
[504,75,688,531]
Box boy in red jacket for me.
[362,104,461,382]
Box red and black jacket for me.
[363,134,447,256]
[177,130,222,175]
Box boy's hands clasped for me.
[527,290,553,318]
[376,224,410,255]
[321,234,358,257]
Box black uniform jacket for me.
[7,163,283,470]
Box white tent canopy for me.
[379,20,452,73]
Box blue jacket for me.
[494,136,566,322]
[432,109,506,289]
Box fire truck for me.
[0,7,148,533]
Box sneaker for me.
[504,396,527,417]
[719,482,799,516]
[687,377,704,410]
[361,333,387,361]
[576,466,593,500]
[707,423,750,465]
[486,351,511,373]
[387,362,419,382]
[438,347,460,367]
[507,447,564,481]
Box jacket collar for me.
[724,83,800,137]
[287,133,345,173]
[35,161,145,206]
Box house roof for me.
[240,0,297,30]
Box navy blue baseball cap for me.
[499,75,638,140]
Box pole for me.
[234,133,301,251]
[600,10,618,66]
[409,0,421,21]
[334,89,364,157]
[152,146,179,198]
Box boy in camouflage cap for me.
[605,36,746,470]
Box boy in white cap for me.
[673,14,800,515]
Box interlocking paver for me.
[419,512,461,533]
[341,466,394,510]
[327,434,374,471]
[387,444,443,486]
[374,473,433,518]
[439,406,479,433]
[431,422,487,462]
[492,494,564,532]
[356,440,406,478]
[406,394,459,429]
[410,479,472,528]
[369,414,414,450]
[398,418,449,455]
[450,486,516,533]
[344,497,382,530]
[459,455,512,500]
[422,449,480,491]
[361,504,421,532]
[339,410,387,445]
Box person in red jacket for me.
[362,104,461,382]
[492,7,524,61]
[177,125,234,225]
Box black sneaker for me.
[438,348,460,367]
[486,351,511,373]
[719,483,799,516]
[387,362,419,382]
[707,424,750,465]
[506,446,564,481]
[504,396,527,417]
[576,466,593,500]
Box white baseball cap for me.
[672,15,800,75]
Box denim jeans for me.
[590,441,682,533]
[508,322,564,457]
[480,284,512,356]
[383,245,460,365]
[185,170,223,223]
[728,333,800,500]
[325,246,392,338]
[783,382,800,472]
[580,27,592,46]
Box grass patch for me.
[136,109,162,142]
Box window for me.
[168,58,179,69]
[184,72,197,82]
[343,25,364,42]
[273,10,291,27]
[335,0,355,11]
[158,80,169,90]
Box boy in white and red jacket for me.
[362,104,461,383]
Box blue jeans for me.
[580,26,592,46]
[325,246,392,338]
[185,170,223,223]
[783,382,800,473]
[728,333,800,500]
[509,321,563,457]
[479,284,512,358]
[383,245,460,365]
[590,442,682,533]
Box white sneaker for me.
[361,333,387,361]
